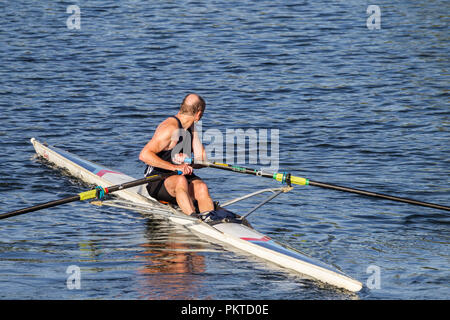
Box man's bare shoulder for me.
[160,116,179,127]
[153,117,179,139]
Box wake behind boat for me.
[27,138,363,292]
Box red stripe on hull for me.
[96,169,120,177]
[241,236,271,242]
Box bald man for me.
[139,94,215,216]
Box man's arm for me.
[139,120,192,174]
[191,123,207,161]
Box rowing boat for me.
[30,137,363,292]
[30,138,363,292]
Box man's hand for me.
[174,163,193,175]
[172,153,190,164]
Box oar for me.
[191,160,450,212]
[0,171,180,220]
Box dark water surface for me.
[0,1,448,299]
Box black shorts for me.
[146,173,201,205]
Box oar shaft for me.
[198,161,275,179]
[196,160,450,212]
[308,180,450,211]
[0,196,80,220]
[0,171,178,220]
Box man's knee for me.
[170,176,189,192]
[192,180,210,198]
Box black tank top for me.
[145,116,193,175]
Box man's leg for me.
[163,175,196,215]
[189,179,214,213]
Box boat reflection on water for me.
[136,218,211,299]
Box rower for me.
[139,93,214,217]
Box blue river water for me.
[0,1,448,300]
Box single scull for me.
[25,138,363,292]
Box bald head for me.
[180,93,206,116]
